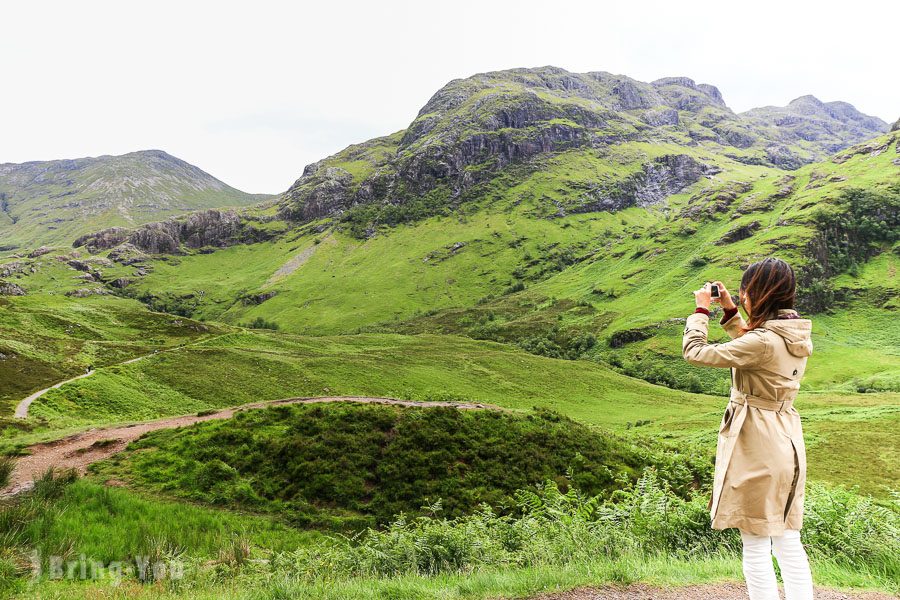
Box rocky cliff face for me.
[74,209,274,255]
[741,96,888,155]
[570,154,720,213]
[0,150,267,252]
[280,67,888,228]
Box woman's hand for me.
[694,282,712,310]
[712,280,737,310]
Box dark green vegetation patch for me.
[95,403,709,528]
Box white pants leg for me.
[741,531,779,600]
[772,529,814,600]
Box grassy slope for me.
[0,151,269,254]
[109,136,899,394]
[0,293,221,416]
[14,327,896,494]
[89,403,699,527]
[3,136,897,492]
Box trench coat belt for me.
[729,389,794,413]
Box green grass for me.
[27,480,320,561]
[17,326,897,494]
[0,294,223,416]
[26,330,716,429]
[17,554,896,600]
[89,403,707,527]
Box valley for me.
[0,66,897,598]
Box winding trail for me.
[2,396,494,496]
[14,370,97,419]
[13,335,227,420]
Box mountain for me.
[1,66,898,598]
[279,67,887,225]
[14,67,892,403]
[741,95,890,156]
[0,149,269,254]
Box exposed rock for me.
[891,118,899,132]
[65,287,108,298]
[573,155,720,213]
[832,138,893,164]
[743,96,889,157]
[75,210,272,256]
[764,144,805,170]
[108,243,147,265]
[67,259,91,272]
[109,278,132,289]
[74,228,130,253]
[0,262,25,278]
[0,281,26,296]
[716,221,762,245]
[28,246,53,258]
[241,291,277,305]
[770,175,796,199]
[641,108,679,127]
[277,67,888,229]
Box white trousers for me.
[741,529,814,600]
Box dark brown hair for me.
[740,257,796,331]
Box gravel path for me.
[13,334,227,419]
[14,369,96,418]
[529,583,898,599]
[2,396,494,495]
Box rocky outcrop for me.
[107,243,147,265]
[716,221,762,245]
[278,67,888,229]
[65,287,108,298]
[28,246,53,258]
[0,262,25,278]
[832,137,895,164]
[75,210,273,255]
[241,291,278,305]
[572,155,720,213]
[0,281,26,296]
[742,96,888,157]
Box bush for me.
[243,317,279,330]
[270,470,898,588]
[103,404,708,527]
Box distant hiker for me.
[683,258,814,600]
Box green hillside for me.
[1,67,898,598]
[90,402,707,527]
[0,150,270,254]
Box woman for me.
[682,258,814,600]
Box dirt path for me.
[14,370,96,419]
[530,583,898,599]
[13,335,226,420]
[2,396,494,495]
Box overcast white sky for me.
[2,0,897,193]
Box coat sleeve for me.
[721,310,748,340]
[682,312,769,369]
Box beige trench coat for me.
[683,308,813,536]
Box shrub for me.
[270,470,898,588]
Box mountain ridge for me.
[279,66,887,227]
[0,149,270,253]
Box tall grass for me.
[269,469,899,592]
